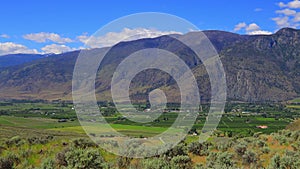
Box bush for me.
[65,148,107,169]
[165,143,187,158]
[234,142,247,156]
[39,158,55,169]
[27,135,54,145]
[0,153,20,169]
[56,148,69,167]
[5,136,24,147]
[170,155,191,169]
[206,152,235,168]
[142,158,170,169]
[261,146,270,154]
[268,154,280,169]
[72,138,97,149]
[242,150,257,164]
[187,142,209,156]
[256,140,266,147]
[0,157,13,169]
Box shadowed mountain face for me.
[0,28,299,102]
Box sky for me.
[0,0,300,56]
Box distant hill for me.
[0,28,299,102]
[0,54,46,68]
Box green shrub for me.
[187,142,209,156]
[5,136,24,147]
[170,155,191,169]
[142,158,170,169]
[65,148,107,169]
[39,158,55,169]
[242,150,257,164]
[206,152,235,168]
[0,153,20,169]
[262,146,270,154]
[0,157,13,169]
[234,142,247,156]
[72,138,97,149]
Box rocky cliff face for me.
[0,28,299,102]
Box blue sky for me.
[0,0,300,55]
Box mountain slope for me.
[0,54,46,68]
[0,28,299,102]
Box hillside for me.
[0,54,46,68]
[0,28,299,102]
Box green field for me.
[0,102,299,168]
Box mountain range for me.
[0,28,299,102]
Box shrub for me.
[72,138,97,149]
[261,146,270,154]
[65,148,107,169]
[206,152,235,168]
[234,142,247,156]
[142,158,170,169]
[242,150,257,164]
[170,155,191,169]
[165,143,187,158]
[0,153,20,169]
[39,158,55,169]
[56,148,69,167]
[187,142,209,156]
[268,154,280,169]
[256,140,266,147]
[0,157,13,169]
[27,135,54,145]
[5,136,24,147]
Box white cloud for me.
[254,8,263,12]
[247,30,273,35]
[0,42,38,55]
[23,32,73,44]
[276,8,297,16]
[279,2,286,8]
[294,12,300,22]
[77,28,182,48]
[274,1,300,28]
[0,34,10,38]
[288,0,300,8]
[272,16,291,28]
[234,22,247,31]
[41,44,75,54]
[246,23,261,32]
[233,22,272,35]
[279,0,300,8]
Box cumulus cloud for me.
[41,44,75,54]
[23,32,73,44]
[246,23,261,32]
[77,28,182,48]
[279,0,300,8]
[234,22,272,35]
[294,12,300,22]
[0,34,10,38]
[274,1,300,28]
[0,42,38,56]
[273,16,293,28]
[247,30,273,35]
[276,8,297,16]
[234,22,247,31]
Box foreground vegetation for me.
[0,101,299,168]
